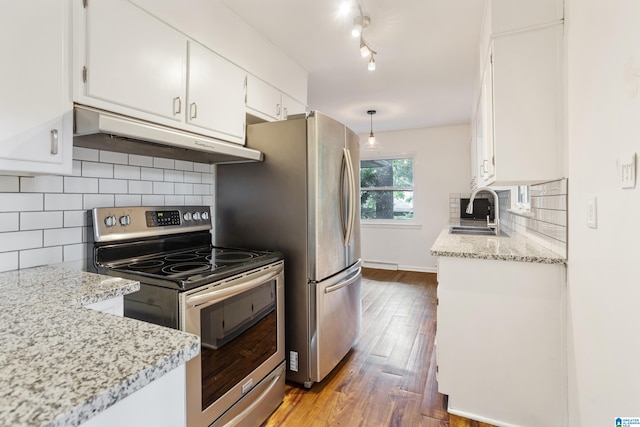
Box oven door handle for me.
[185,269,280,308]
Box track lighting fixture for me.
[348,1,378,71]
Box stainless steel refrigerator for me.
[216,111,361,388]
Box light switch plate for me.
[620,153,636,189]
[587,197,597,229]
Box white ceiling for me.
[220,0,485,134]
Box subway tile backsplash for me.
[450,178,568,258]
[0,146,215,273]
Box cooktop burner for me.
[107,246,282,289]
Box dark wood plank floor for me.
[262,268,495,427]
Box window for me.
[360,157,414,220]
[516,185,531,210]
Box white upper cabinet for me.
[246,75,307,122]
[186,41,246,140]
[79,0,186,122]
[475,0,564,186]
[75,0,246,144]
[0,0,72,175]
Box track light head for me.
[352,15,370,38]
[368,54,376,71]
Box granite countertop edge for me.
[430,227,567,265]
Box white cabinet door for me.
[0,0,72,175]
[187,42,246,143]
[246,75,282,121]
[82,0,186,122]
[479,54,495,184]
[491,24,563,184]
[281,94,306,120]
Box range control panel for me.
[91,206,212,242]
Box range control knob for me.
[193,212,201,220]
[201,211,209,220]
[183,212,192,221]
[119,215,131,226]
[104,215,117,227]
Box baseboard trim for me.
[398,265,436,273]
[362,261,436,273]
[447,400,519,427]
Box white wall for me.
[566,1,640,425]
[360,124,471,272]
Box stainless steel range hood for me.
[73,105,263,164]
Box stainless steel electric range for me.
[87,206,285,427]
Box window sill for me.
[507,208,535,218]
[360,221,422,229]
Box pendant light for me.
[363,110,382,151]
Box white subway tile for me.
[20,176,64,193]
[63,243,86,262]
[164,169,184,183]
[83,194,114,210]
[165,195,185,205]
[64,210,87,227]
[175,160,194,171]
[100,150,129,165]
[141,167,163,181]
[129,154,153,167]
[114,165,141,180]
[0,176,19,192]
[142,195,165,205]
[115,194,141,206]
[154,157,174,170]
[21,211,63,230]
[184,172,202,183]
[0,252,18,272]
[153,182,174,195]
[0,230,42,252]
[202,196,214,206]
[128,180,153,194]
[193,163,210,173]
[0,213,19,232]
[82,161,113,178]
[72,160,82,177]
[44,227,83,247]
[20,246,63,269]
[185,196,203,205]
[45,194,83,211]
[64,177,99,193]
[99,179,128,194]
[193,184,211,195]
[73,146,99,161]
[0,194,43,212]
[175,183,193,195]
[202,173,214,184]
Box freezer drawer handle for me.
[324,268,360,294]
[185,269,280,307]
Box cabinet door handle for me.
[50,129,59,155]
[190,102,198,120]
[482,159,489,174]
[173,97,182,115]
[283,107,288,120]
[276,103,281,117]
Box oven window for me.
[199,280,278,410]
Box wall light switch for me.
[587,197,597,229]
[620,153,636,189]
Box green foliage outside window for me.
[360,158,414,220]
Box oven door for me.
[181,261,285,427]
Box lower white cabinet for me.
[0,0,72,176]
[81,364,186,427]
[436,257,566,427]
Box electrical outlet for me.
[289,351,298,372]
[620,153,636,189]
[587,197,597,229]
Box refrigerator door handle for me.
[324,267,361,294]
[343,148,356,247]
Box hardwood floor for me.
[262,268,495,427]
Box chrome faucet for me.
[466,186,500,235]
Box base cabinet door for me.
[0,0,72,175]
[437,257,567,427]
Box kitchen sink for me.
[449,225,497,236]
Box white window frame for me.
[515,185,531,211]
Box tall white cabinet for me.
[472,0,564,187]
[0,0,73,175]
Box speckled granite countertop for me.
[430,228,566,264]
[0,266,200,427]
